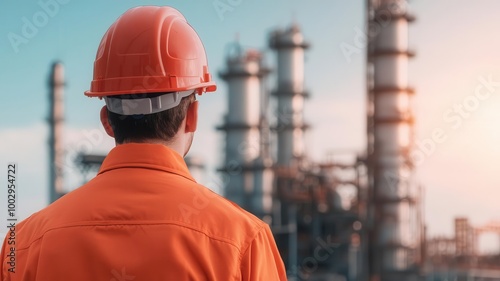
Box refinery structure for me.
[366,0,422,280]
[45,1,500,280]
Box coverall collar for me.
[97,143,196,182]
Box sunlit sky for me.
[2,0,500,251]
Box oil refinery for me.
[43,1,500,280]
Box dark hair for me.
[107,94,195,144]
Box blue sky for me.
[2,0,500,251]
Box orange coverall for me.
[1,143,287,280]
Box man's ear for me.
[185,100,198,133]
[100,106,115,138]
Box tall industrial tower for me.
[48,62,66,203]
[367,0,422,280]
[269,24,310,166]
[268,24,310,271]
[218,43,273,218]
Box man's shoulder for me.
[180,180,267,247]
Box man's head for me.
[84,6,216,156]
[100,93,198,156]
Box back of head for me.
[107,93,194,144]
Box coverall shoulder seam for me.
[16,221,244,254]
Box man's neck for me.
[117,138,185,157]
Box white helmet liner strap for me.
[104,91,194,115]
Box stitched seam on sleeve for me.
[237,223,267,277]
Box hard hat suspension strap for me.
[104,90,194,115]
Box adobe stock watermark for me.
[383,74,500,191]
[110,267,135,281]
[178,137,261,222]
[213,0,244,21]
[339,1,408,63]
[57,128,106,173]
[178,160,242,223]
[275,104,295,131]
[8,0,70,54]
[288,235,340,279]
[411,74,500,166]
[58,66,171,173]
[178,174,220,223]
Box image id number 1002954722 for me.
[6,164,17,273]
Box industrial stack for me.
[217,43,273,219]
[269,24,310,167]
[269,24,312,273]
[48,62,66,203]
[366,0,422,280]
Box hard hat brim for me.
[84,82,216,98]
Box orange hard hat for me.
[84,6,216,98]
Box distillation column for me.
[367,0,421,280]
[48,62,65,203]
[269,24,310,272]
[218,45,272,217]
[269,25,310,166]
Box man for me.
[1,6,286,280]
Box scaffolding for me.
[426,218,500,281]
